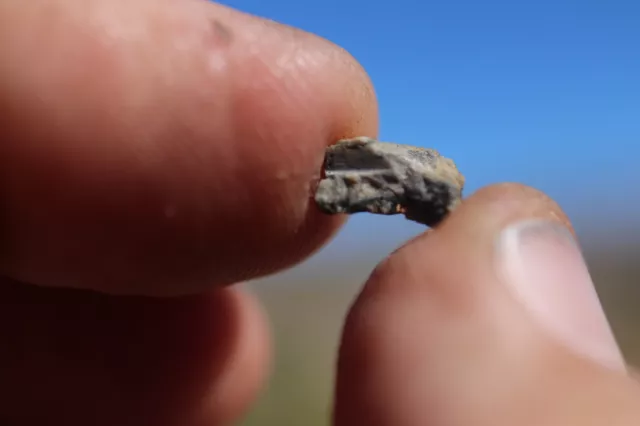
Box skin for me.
[0,1,639,425]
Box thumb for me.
[334,183,640,426]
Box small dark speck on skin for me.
[209,19,233,46]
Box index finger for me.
[0,0,378,295]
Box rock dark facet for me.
[314,137,465,227]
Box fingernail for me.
[497,220,625,371]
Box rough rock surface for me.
[314,137,465,227]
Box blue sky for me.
[220,0,640,254]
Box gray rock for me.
[314,137,465,227]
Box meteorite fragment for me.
[314,137,465,227]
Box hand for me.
[335,185,640,425]
[1,1,639,425]
[1,0,375,423]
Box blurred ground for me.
[240,236,640,426]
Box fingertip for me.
[0,0,377,294]
[203,286,272,425]
[334,183,586,426]
[441,182,573,240]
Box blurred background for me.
[219,0,640,424]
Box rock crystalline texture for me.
[314,137,465,227]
